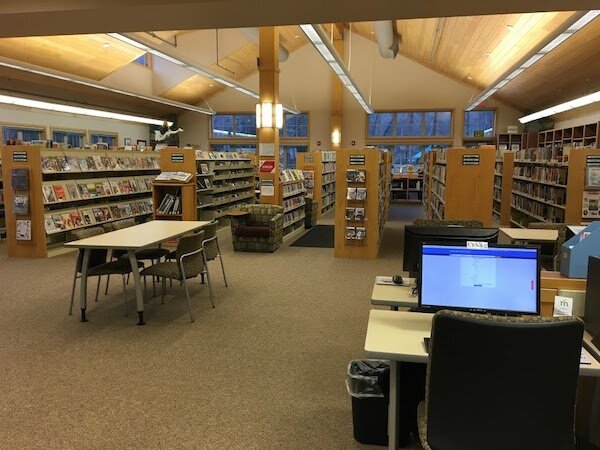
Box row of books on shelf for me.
[156,193,182,215]
[283,196,305,212]
[512,180,566,205]
[515,147,567,163]
[280,169,305,182]
[322,162,336,173]
[44,199,153,234]
[493,187,502,203]
[211,191,254,206]
[434,148,448,162]
[347,188,367,201]
[209,202,254,219]
[322,173,335,185]
[321,151,336,162]
[213,180,254,193]
[197,161,254,174]
[283,209,305,226]
[282,182,305,197]
[196,177,212,190]
[42,176,155,204]
[513,166,567,185]
[432,165,446,181]
[431,196,445,217]
[511,196,565,220]
[41,153,159,173]
[322,193,335,210]
[346,169,366,183]
[302,170,315,198]
[345,226,366,240]
[345,207,365,221]
[432,182,445,200]
[323,183,335,195]
[195,150,251,160]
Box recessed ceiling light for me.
[507,25,514,30]
[103,42,110,49]
[485,52,491,56]
[467,76,472,80]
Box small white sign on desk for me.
[553,295,574,317]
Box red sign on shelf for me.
[259,160,275,173]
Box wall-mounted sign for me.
[349,154,366,165]
[260,180,275,197]
[586,155,600,167]
[259,143,275,157]
[12,151,27,162]
[462,154,480,166]
[170,153,184,163]
[259,160,275,173]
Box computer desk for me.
[498,227,558,244]
[371,277,418,310]
[364,310,600,450]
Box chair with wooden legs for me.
[140,231,214,322]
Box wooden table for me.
[65,220,209,325]
[364,310,600,449]
[499,227,559,244]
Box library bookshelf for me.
[296,150,336,217]
[422,150,436,218]
[1,145,159,258]
[497,132,537,152]
[424,146,495,227]
[537,122,599,149]
[280,169,307,234]
[391,173,423,204]
[334,148,390,259]
[493,150,514,226]
[510,147,600,227]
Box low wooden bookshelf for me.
[391,173,423,204]
[538,122,599,149]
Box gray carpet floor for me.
[0,204,423,449]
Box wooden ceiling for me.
[0,34,145,80]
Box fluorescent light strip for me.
[0,58,213,116]
[466,10,600,111]
[0,93,172,126]
[109,33,300,115]
[300,24,374,114]
[519,90,600,123]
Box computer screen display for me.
[584,256,600,338]
[419,244,540,315]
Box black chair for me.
[417,310,584,450]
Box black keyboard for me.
[408,306,437,314]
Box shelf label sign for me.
[462,154,480,166]
[259,160,275,173]
[12,151,27,162]
[304,155,314,163]
[260,180,275,196]
[259,143,275,157]
[170,153,184,163]
[349,154,366,165]
[586,155,600,167]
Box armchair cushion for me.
[230,204,284,252]
[234,226,271,238]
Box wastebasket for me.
[346,359,390,446]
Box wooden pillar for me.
[331,24,345,150]
[258,26,281,205]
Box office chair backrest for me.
[201,221,219,261]
[73,227,108,272]
[425,310,583,450]
[176,231,205,279]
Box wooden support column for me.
[331,23,345,150]
[258,26,281,205]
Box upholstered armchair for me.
[413,219,484,227]
[230,204,284,252]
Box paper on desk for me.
[376,276,410,287]
[581,352,591,365]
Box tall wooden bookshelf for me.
[497,132,536,152]
[426,146,495,227]
[1,145,159,258]
[510,147,600,227]
[493,150,514,226]
[334,148,389,259]
[280,169,307,234]
[422,150,436,218]
[538,122,599,149]
[153,148,197,221]
[296,150,336,217]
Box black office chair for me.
[417,310,584,450]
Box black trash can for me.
[346,360,390,446]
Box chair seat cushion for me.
[135,248,171,260]
[235,226,271,238]
[141,262,181,280]
[88,260,144,276]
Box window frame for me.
[210,112,258,140]
[462,108,497,140]
[1,122,46,143]
[365,109,455,141]
[279,112,310,140]
[89,130,119,147]
[369,141,453,169]
[50,127,86,148]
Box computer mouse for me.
[392,275,403,285]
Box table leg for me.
[127,250,145,326]
[79,248,90,322]
[388,361,399,450]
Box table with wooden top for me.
[498,227,559,244]
[65,220,210,325]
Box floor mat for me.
[290,225,335,248]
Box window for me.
[211,114,257,138]
[52,130,84,148]
[280,113,309,138]
[376,143,451,172]
[464,110,495,137]
[2,126,43,143]
[90,133,117,147]
[211,144,257,153]
[280,145,308,169]
[368,111,453,137]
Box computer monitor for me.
[584,256,600,345]
[403,226,499,275]
[418,243,540,315]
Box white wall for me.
[554,103,600,129]
[101,63,154,97]
[178,111,210,148]
[0,104,149,145]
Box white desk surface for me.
[371,278,418,307]
[65,220,210,250]
[365,310,600,376]
[499,228,558,242]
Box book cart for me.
[296,150,336,217]
[0,145,160,258]
[425,146,495,227]
[334,148,390,259]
